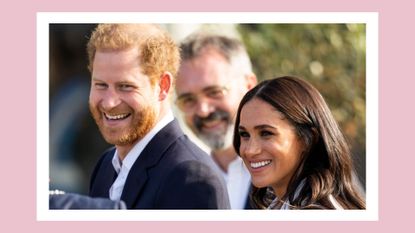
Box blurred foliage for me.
[238,24,366,185]
[49,23,367,193]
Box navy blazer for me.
[89,119,230,209]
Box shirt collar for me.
[112,111,175,173]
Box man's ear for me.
[158,71,172,101]
[245,73,257,90]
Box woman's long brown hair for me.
[233,76,365,209]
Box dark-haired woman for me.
[233,76,365,209]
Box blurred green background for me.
[49,23,366,194]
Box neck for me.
[116,143,136,162]
[271,182,289,200]
[157,103,168,121]
[273,188,285,200]
[211,147,238,173]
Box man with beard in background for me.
[175,33,257,209]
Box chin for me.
[252,181,268,189]
[102,135,121,145]
[101,130,129,145]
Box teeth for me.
[250,160,271,169]
[105,113,130,120]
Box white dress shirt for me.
[219,156,251,209]
[109,111,174,201]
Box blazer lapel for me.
[120,119,183,208]
[90,148,117,198]
[119,163,148,208]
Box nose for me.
[194,98,214,118]
[100,88,121,110]
[241,138,262,158]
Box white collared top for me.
[220,156,251,209]
[109,111,174,201]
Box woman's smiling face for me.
[238,98,304,198]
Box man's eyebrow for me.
[176,85,226,99]
[176,92,193,100]
[91,77,103,82]
[202,85,224,91]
